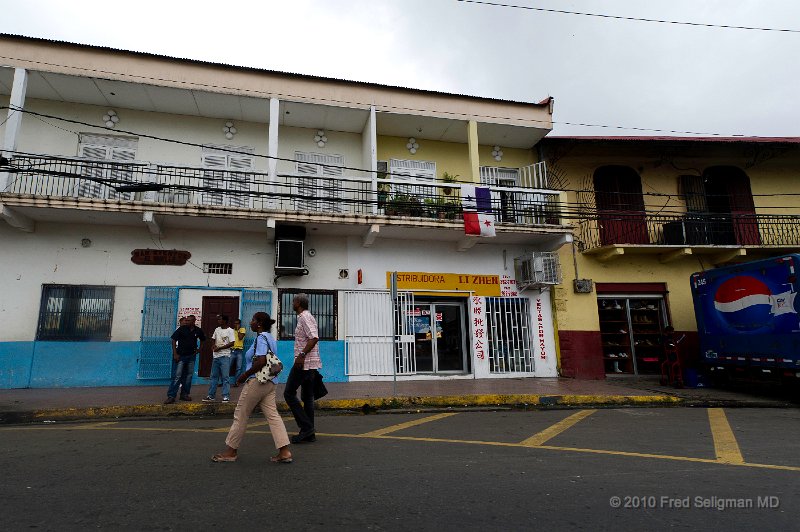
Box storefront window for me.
[598,296,667,375]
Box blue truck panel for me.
[691,254,800,375]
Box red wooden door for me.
[198,296,240,377]
[594,166,649,245]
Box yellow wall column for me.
[467,120,480,184]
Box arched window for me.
[593,166,648,245]
[681,166,760,245]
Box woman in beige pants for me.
[212,312,292,463]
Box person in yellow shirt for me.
[230,318,247,387]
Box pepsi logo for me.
[713,276,772,331]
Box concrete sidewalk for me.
[0,376,795,424]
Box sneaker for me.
[202,396,215,402]
[222,397,230,403]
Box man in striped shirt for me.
[284,293,321,443]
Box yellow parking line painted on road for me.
[519,409,596,447]
[322,433,800,473]
[360,412,458,437]
[708,408,745,464]
[1,423,798,472]
[73,421,120,429]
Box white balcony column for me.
[1,68,28,191]
[267,97,280,209]
[363,105,378,215]
[467,120,480,185]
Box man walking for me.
[165,315,206,404]
[203,315,236,403]
[284,293,321,443]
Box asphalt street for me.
[1,408,798,531]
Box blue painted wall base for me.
[0,340,348,389]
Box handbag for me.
[253,334,283,383]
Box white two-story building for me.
[0,34,570,389]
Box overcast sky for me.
[1,0,798,137]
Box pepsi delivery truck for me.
[691,254,800,383]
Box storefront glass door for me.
[409,303,466,373]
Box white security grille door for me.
[394,291,416,374]
[201,146,254,208]
[485,297,535,373]
[344,290,415,376]
[78,135,138,200]
[295,152,344,213]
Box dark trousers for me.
[283,365,317,434]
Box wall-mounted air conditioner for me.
[514,251,562,290]
[275,225,308,276]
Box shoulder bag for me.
[253,334,283,383]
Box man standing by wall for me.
[164,315,206,404]
[203,315,236,403]
[230,318,247,387]
[284,293,321,443]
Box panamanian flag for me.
[461,184,495,237]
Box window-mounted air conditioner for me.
[514,251,562,290]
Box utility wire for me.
[0,54,794,138]
[456,0,800,34]
[6,106,800,200]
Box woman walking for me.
[212,312,292,464]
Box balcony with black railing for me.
[0,153,567,231]
[577,211,800,261]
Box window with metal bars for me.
[203,263,233,275]
[37,285,115,341]
[277,289,337,340]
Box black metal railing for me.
[1,154,564,226]
[578,211,800,249]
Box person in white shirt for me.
[203,315,236,402]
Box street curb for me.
[0,394,685,424]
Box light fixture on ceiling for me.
[102,110,119,128]
[492,145,504,162]
[314,130,328,148]
[406,137,419,155]
[223,121,238,140]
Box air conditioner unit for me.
[275,239,305,274]
[514,251,562,290]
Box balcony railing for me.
[2,154,564,226]
[577,211,800,250]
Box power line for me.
[0,55,791,138]
[455,0,800,34]
[8,105,800,194]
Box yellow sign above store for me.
[386,271,501,297]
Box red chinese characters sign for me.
[131,249,191,266]
[471,296,486,361]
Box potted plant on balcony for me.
[389,194,423,217]
[440,172,459,196]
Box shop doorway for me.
[199,296,240,377]
[597,296,667,375]
[408,302,467,373]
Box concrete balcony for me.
[578,211,800,263]
[0,153,571,249]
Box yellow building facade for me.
[540,137,800,379]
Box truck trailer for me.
[690,254,800,383]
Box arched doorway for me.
[702,166,760,246]
[593,165,648,245]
